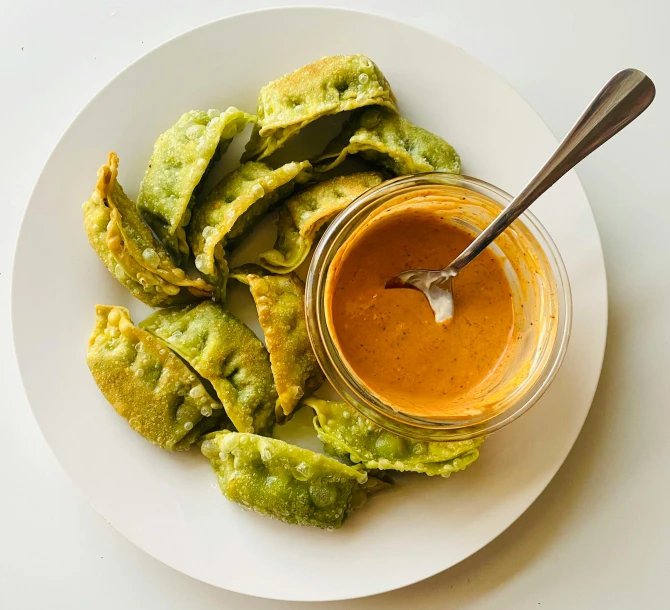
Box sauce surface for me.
[326,201,515,419]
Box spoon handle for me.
[447,68,655,274]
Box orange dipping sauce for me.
[325,201,515,419]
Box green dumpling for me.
[201,431,385,529]
[258,171,384,274]
[137,108,255,263]
[83,153,212,308]
[230,271,324,420]
[139,301,277,436]
[187,160,311,301]
[243,54,398,160]
[305,398,482,477]
[314,107,461,176]
[86,305,228,450]
[83,176,158,305]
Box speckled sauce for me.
[326,201,515,419]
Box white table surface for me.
[1,1,668,608]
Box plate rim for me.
[11,5,608,601]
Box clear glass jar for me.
[305,173,572,441]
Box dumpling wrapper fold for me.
[137,108,255,263]
[230,270,324,420]
[83,153,212,308]
[188,160,311,300]
[305,398,482,477]
[140,301,277,435]
[87,305,228,450]
[201,431,387,529]
[314,107,461,176]
[258,171,384,274]
[243,54,397,161]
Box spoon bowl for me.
[386,269,456,323]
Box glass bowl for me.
[305,173,572,441]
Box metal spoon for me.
[386,68,655,322]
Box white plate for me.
[11,7,607,602]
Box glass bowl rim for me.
[305,172,573,441]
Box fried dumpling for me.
[305,398,482,477]
[83,179,158,304]
[230,271,324,420]
[258,171,384,274]
[137,108,255,263]
[139,301,277,436]
[188,160,311,300]
[83,153,212,307]
[86,305,227,450]
[315,107,461,176]
[201,431,385,529]
[243,55,398,161]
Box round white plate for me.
[12,7,607,602]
